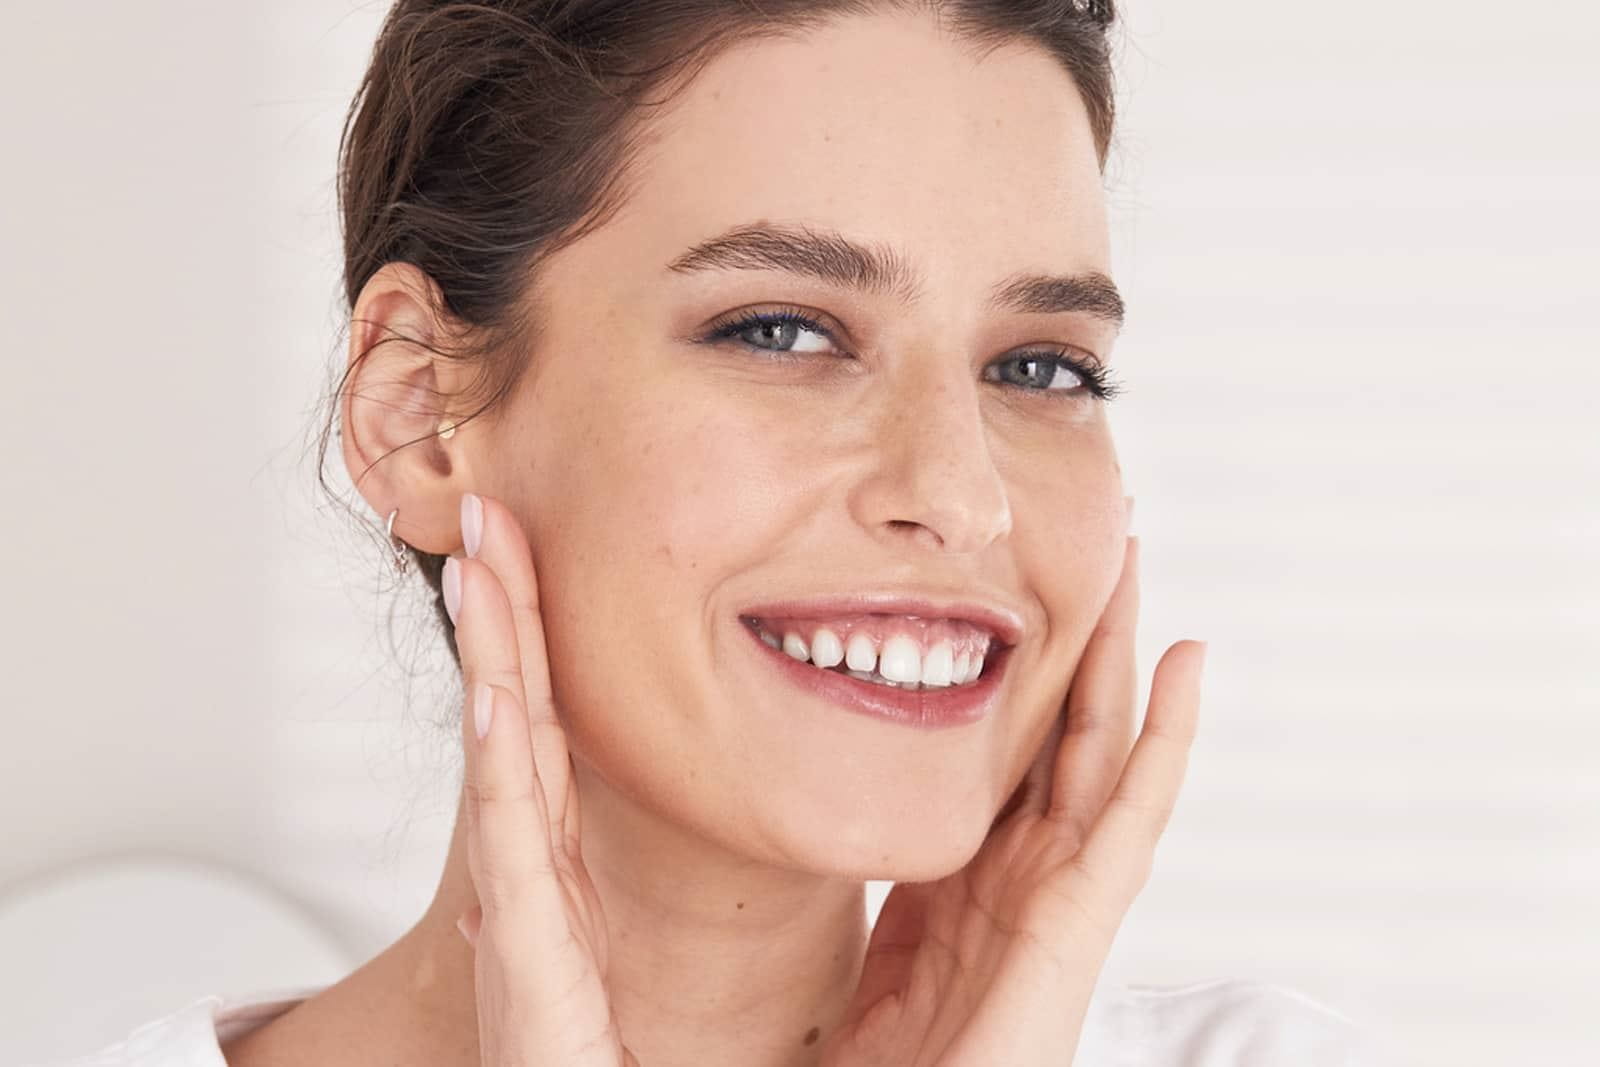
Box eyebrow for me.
[665,221,1125,326]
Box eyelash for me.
[699,306,1125,402]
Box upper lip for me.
[738,591,1025,648]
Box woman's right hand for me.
[445,491,638,1066]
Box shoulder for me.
[1079,977,1379,1067]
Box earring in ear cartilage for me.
[386,508,410,577]
[439,420,457,440]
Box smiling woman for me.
[40,2,1370,1065]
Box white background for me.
[1,2,1595,1064]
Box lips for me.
[740,612,1014,729]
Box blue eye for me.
[699,307,1124,402]
[982,351,1123,401]
[702,307,839,357]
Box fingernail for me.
[474,681,494,740]
[443,556,461,625]
[462,493,484,559]
[455,912,477,946]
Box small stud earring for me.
[439,420,457,440]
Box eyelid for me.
[1025,342,1106,369]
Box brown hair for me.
[314,0,1120,670]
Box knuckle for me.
[1120,794,1177,841]
[472,871,516,914]
[1063,701,1116,737]
[1144,717,1197,748]
[472,868,524,915]
[473,849,554,913]
[467,775,538,812]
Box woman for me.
[48,1,1368,1064]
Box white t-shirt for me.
[31,977,1377,1066]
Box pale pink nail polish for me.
[443,556,461,624]
[474,681,494,740]
[462,493,484,558]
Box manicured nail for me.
[474,681,494,740]
[443,556,461,624]
[462,493,484,558]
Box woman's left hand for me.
[819,533,1207,1067]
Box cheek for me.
[592,402,778,571]
[997,432,1126,764]
[526,381,779,695]
[1004,426,1122,600]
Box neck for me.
[422,757,870,1067]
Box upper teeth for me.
[764,625,987,687]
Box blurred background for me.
[1,1,1594,1063]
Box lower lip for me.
[741,621,1012,729]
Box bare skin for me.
[222,8,1205,1066]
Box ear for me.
[340,261,479,557]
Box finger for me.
[453,554,564,926]
[462,678,564,922]
[464,492,576,857]
[1043,535,1141,838]
[457,681,582,1067]
[1065,639,1205,922]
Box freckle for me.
[803,1026,820,1046]
[736,901,745,909]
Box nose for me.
[848,356,1012,555]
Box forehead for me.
[608,10,1111,286]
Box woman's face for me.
[474,9,1125,880]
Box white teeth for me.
[845,631,878,673]
[752,618,991,689]
[809,627,845,669]
[878,635,923,684]
[921,641,955,687]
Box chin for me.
[769,789,997,883]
